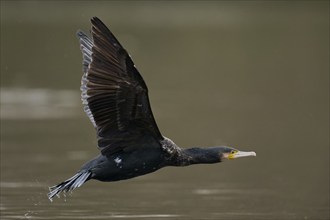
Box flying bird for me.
[48,17,256,200]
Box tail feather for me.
[48,171,91,200]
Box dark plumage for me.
[48,17,256,200]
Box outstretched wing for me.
[77,17,163,155]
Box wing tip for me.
[76,16,102,38]
[91,16,101,22]
[76,30,90,40]
[91,16,104,27]
[76,30,84,37]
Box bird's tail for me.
[47,171,91,201]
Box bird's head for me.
[220,146,256,160]
[179,146,256,165]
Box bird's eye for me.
[231,150,236,154]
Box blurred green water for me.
[1,1,329,219]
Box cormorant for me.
[48,17,256,200]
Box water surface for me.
[1,1,329,220]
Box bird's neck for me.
[177,147,222,166]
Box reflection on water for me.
[0,182,42,188]
[1,1,329,220]
[0,88,80,119]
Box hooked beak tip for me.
[234,151,257,159]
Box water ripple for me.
[0,88,80,120]
[0,181,43,188]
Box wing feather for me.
[77,17,163,155]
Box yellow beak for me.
[228,151,256,160]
